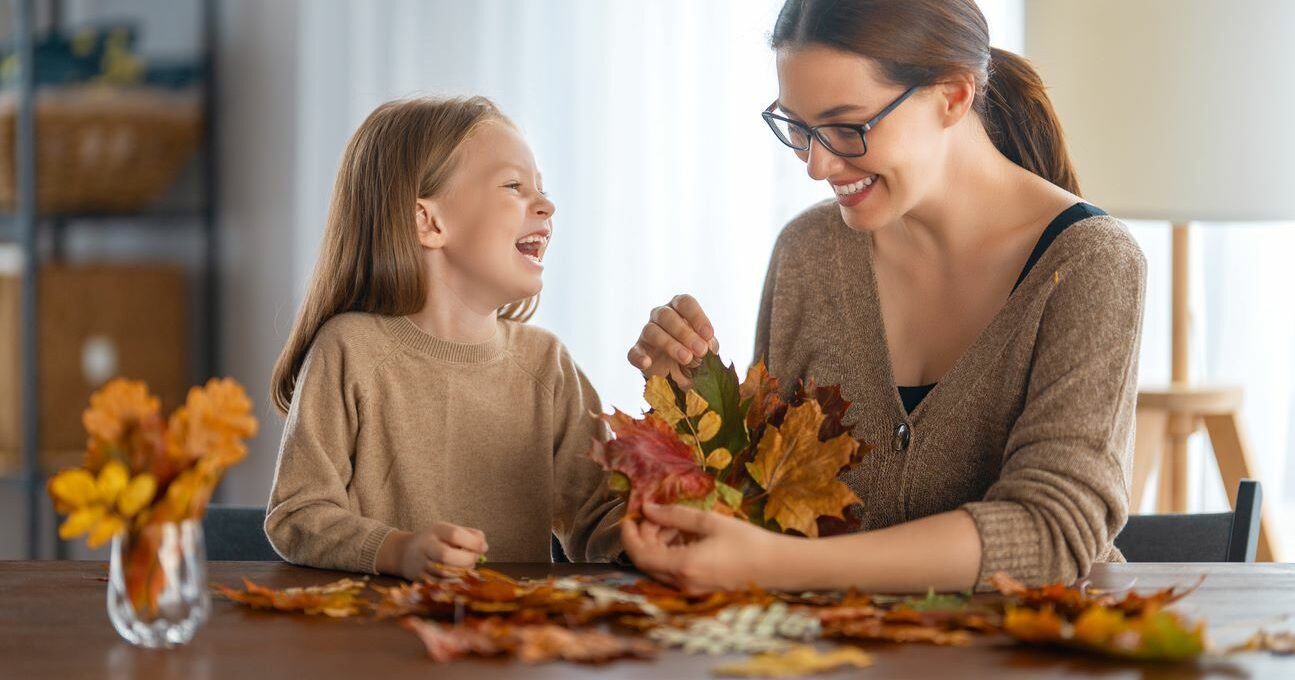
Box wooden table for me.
[3,561,1294,678]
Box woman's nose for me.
[804,137,840,182]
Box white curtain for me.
[275,0,1294,553]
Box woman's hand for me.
[621,502,785,594]
[377,522,489,581]
[627,294,721,389]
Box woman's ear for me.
[936,73,977,129]
[414,197,448,249]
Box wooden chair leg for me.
[1133,409,1167,513]
[1202,412,1281,562]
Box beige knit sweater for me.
[265,313,624,574]
[754,200,1145,586]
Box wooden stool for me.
[1133,385,1279,561]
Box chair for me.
[1115,480,1262,562]
[552,534,570,564]
[202,504,282,561]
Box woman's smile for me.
[832,174,879,208]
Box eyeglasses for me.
[762,86,921,158]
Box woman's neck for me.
[406,264,499,344]
[890,121,1038,256]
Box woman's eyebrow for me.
[778,102,867,120]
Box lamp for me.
[1024,0,1292,560]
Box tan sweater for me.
[755,200,1145,587]
[265,313,624,574]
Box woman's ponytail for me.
[984,47,1080,195]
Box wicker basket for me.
[0,86,202,214]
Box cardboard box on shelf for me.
[0,264,189,475]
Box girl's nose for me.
[535,193,556,218]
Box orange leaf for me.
[213,577,369,617]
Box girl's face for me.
[420,121,555,311]
[773,45,964,232]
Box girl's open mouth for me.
[515,233,548,266]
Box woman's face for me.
[423,121,555,310]
[774,45,951,232]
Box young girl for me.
[265,96,623,580]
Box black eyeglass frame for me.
[762,85,921,158]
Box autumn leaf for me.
[402,617,657,664]
[587,411,716,518]
[213,577,369,618]
[688,352,750,456]
[1002,604,1205,661]
[713,645,873,677]
[823,617,974,646]
[746,400,862,537]
[740,359,783,432]
[992,572,1207,661]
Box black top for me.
[896,202,1107,413]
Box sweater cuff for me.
[361,524,397,575]
[961,501,1046,589]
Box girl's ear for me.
[415,197,448,249]
[936,72,976,129]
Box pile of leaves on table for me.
[215,566,1215,676]
[213,354,1220,675]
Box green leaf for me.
[715,480,743,510]
[689,352,749,456]
[905,588,970,612]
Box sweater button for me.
[892,423,911,452]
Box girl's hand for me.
[621,502,782,594]
[379,522,489,581]
[627,295,720,389]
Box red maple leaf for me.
[587,410,714,518]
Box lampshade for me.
[1023,0,1295,222]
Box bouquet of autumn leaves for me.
[47,377,258,615]
[589,353,873,537]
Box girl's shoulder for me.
[499,320,585,392]
[309,312,400,362]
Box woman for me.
[622,0,1145,593]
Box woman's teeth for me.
[833,175,877,196]
[515,234,548,264]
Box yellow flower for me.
[117,473,157,517]
[48,462,158,548]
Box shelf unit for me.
[1,0,219,559]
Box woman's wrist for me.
[750,530,806,591]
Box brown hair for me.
[771,0,1080,195]
[271,96,536,415]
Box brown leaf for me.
[402,617,656,664]
[747,401,862,537]
[740,360,783,431]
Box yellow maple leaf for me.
[713,644,873,677]
[747,401,861,537]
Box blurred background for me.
[2,0,1292,562]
